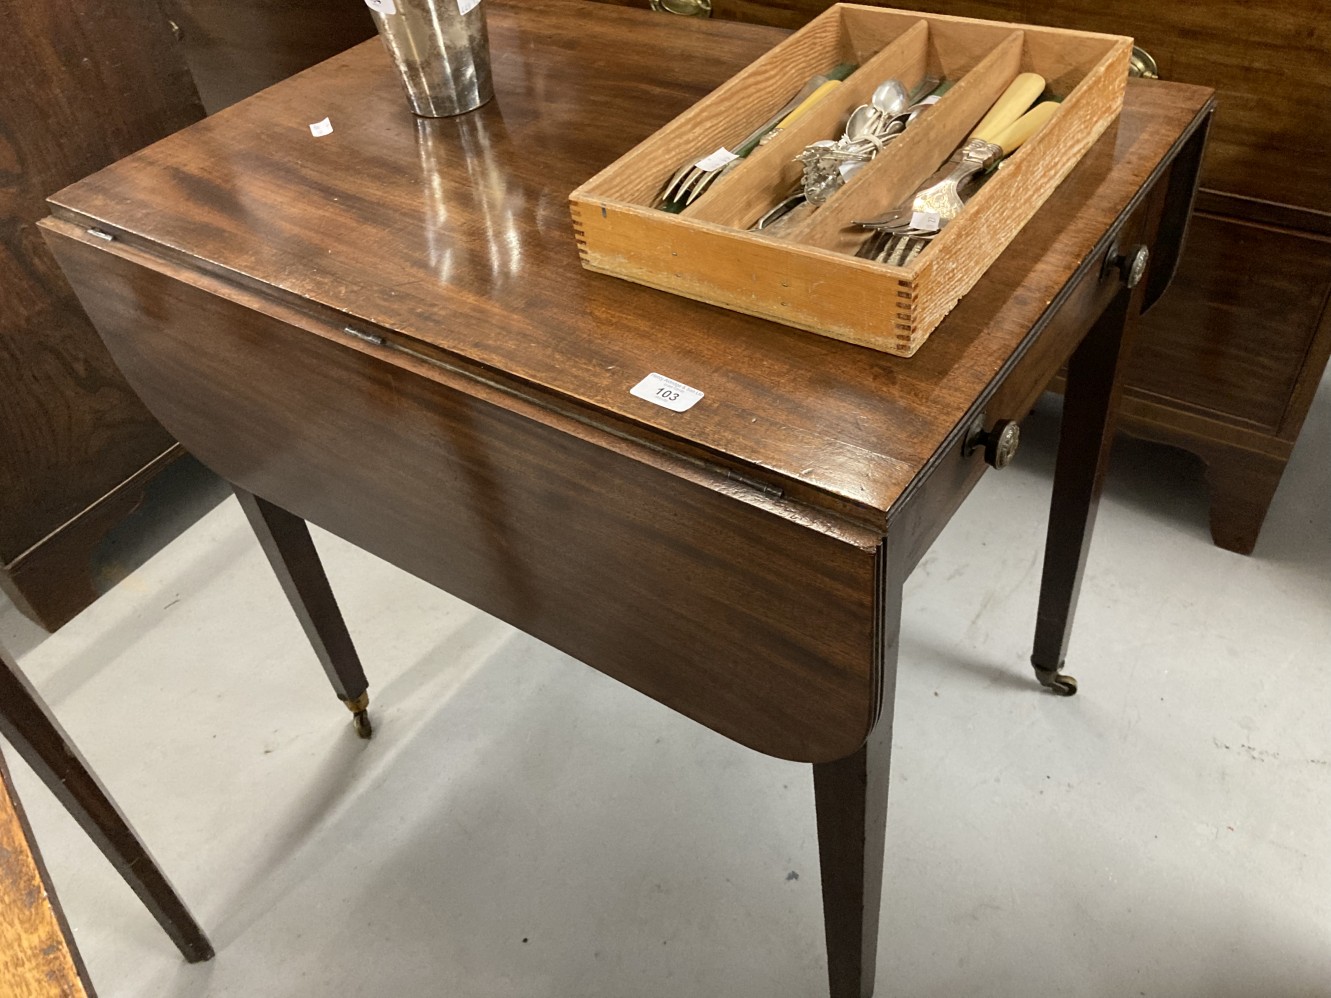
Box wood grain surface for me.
[36,7,1210,992]
[0,447,182,632]
[163,0,377,113]
[0,750,93,998]
[41,0,1209,763]
[590,0,1331,211]
[46,0,1213,528]
[0,0,204,627]
[1131,213,1331,433]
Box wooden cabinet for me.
[593,0,1331,553]
[163,0,377,113]
[0,0,205,631]
[1,0,375,632]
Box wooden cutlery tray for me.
[570,4,1131,356]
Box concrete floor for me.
[3,373,1328,998]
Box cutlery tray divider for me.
[683,19,932,230]
[787,29,1025,255]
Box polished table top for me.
[48,0,1212,531]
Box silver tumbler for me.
[367,0,494,117]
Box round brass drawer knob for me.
[965,417,1021,469]
[1103,242,1150,289]
[984,419,1021,469]
[1124,245,1150,289]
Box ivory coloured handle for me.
[970,72,1045,144]
[992,100,1060,155]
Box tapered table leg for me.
[813,545,903,998]
[814,719,893,998]
[233,488,373,737]
[0,644,214,963]
[1031,274,1148,695]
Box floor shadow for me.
[901,632,1036,694]
[35,516,248,707]
[91,456,232,598]
[205,624,519,948]
[1246,371,1331,572]
[1015,394,1215,542]
[0,596,47,660]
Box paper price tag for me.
[918,95,942,106]
[910,210,941,232]
[309,117,334,137]
[694,147,739,172]
[459,0,483,12]
[365,0,397,14]
[630,373,704,413]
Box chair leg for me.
[0,644,214,963]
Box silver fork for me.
[658,66,853,211]
[658,113,784,211]
[854,84,1057,238]
[854,136,1003,238]
[856,229,929,266]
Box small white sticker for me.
[631,373,704,412]
[309,117,334,137]
[365,0,397,13]
[459,0,482,12]
[910,210,941,232]
[694,147,739,172]
[918,95,942,106]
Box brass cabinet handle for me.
[1129,46,1159,79]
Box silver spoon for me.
[846,79,908,139]
[871,78,910,117]
[844,104,879,141]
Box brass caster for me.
[352,709,373,739]
[1033,663,1078,697]
[343,691,373,739]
